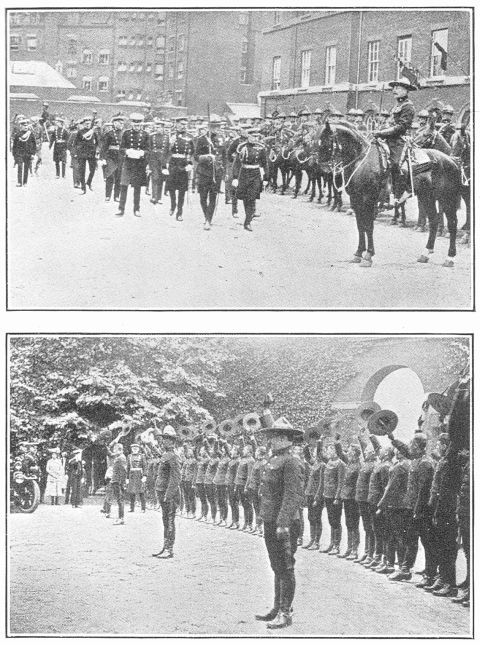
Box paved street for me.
[8,152,471,309]
[9,504,470,636]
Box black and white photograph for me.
[7,334,472,636]
[7,8,473,310]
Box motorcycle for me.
[10,454,41,513]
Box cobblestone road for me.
[8,152,471,309]
[9,504,470,636]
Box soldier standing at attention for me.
[99,115,124,203]
[321,444,345,555]
[126,442,147,513]
[232,128,267,232]
[49,116,68,179]
[148,118,170,205]
[152,426,181,559]
[372,77,416,205]
[255,418,304,630]
[213,439,230,526]
[116,113,149,218]
[235,441,255,531]
[166,117,194,221]
[11,117,36,187]
[226,444,240,529]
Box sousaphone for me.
[217,419,235,438]
[178,426,194,442]
[367,409,399,436]
[242,412,262,434]
[202,419,216,434]
[232,413,247,436]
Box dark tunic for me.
[235,455,254,487]
[12,130,36,163]
[126,453,147,494]
[49,126,68,162]
[377,96,415,164]
[100,128,123,178]
[148,131,170,170]
[323,458,345,500]
[155,449,180,500]
[260,450,304,527]
[213,456,230,486]
[355,460,375,503]
[246,459,266,492]
[74,128,99,160]
[195,456,209,485]
[235,142,267,201]
[367,460,391,506]
[194,134,223,190]
[166,133,194,191]
[183,457,198,483]
[120,128,149,187]
[377,460,410,510]
[225,457,239,486]
[204,456,219,485]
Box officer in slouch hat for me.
[255,417,304,630]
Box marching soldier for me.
[231,128,267,232]
[148,118,170,205]
[194,124,224,230]
[152,426,181,559]
[166,117,194,221]
[99,115,124,203]
[372,77,416,205]
[126,442,147,513]
[226,126,248,217]
[74,116,99,194]
[67,121,81,188]
[255,417,304,630]
[115,113,149,218]
[49,116,69,179]
[11,117,36,187]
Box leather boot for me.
[152,545,166,557]
[256,575,280,621]
[266,611,292,629]
[302,523,316,549]
[338,529,352,558]
[320,529,334,553]
[311,524,321,550]
[329,527,341,555]
[158,548,174,559]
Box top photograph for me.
[7,8,473,310]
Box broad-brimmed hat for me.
[356,401,381,423]
[130,443,140,448]
[388,78,417,92]
[112,115,125,122]
[163,425,177,439]
[418,109,429,119]
[80,116,92,123]
[262,416,304,440]
[442,104,454,114]
[367,409,399,436]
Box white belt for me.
[242,164,259,169]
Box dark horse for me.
[318,120,462,267]
[450,128,471,241]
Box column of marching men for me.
[10,91,470,238]
[93,398,469,613]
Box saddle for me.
[374,139,390,174]
[401,144,432,176]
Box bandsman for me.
[115,113,149,218]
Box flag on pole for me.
[433,41,448,71]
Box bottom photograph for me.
[7,334,472,637]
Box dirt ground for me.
[7,150,472,309]
[9,503,470,636]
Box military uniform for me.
[195,454,209,519]
[100,126,124,201]
[204,453,219,521]
[367,443,391,568]
[226,134,247,215]
[148,129,170,204]
[183,454,198,517]
[235,452,255,529]
[11,126,36,186]
[303,452,325,550]
[117,125,149,215]
[213,452,230,524]
[322,456,346,553]
[49,124,68,178]
[234,138,267,231]
[155,447,181,553]
[439,121,456,145]
[74,124,99,192]
[126,451,147,512]
[226,453,240,527]
[166,130,194,220]
[194,132,224,228]
[335,441,361,558]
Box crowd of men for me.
[10,91,468,235]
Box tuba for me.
[367,409,398,436]
[217,419,235,439]
[201,419,216,435]
[242,412,262,434]
[178,426,194,442]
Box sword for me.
[406,146,415,196]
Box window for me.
[10,34,21,50]
[128,92,134,100]
[98,49,110,65]
[397,36,412,79]
[136,92,142,100]
[129,62,136,72]
[66,67,77,78]
[137,63,143,72]
[82,49,93,64]
[175,89,183,106]
[26,34,38,51]
[300,49,311,88]
[156,35,165,50]
[82,76,92,91]
[137,36,144,47]
[154,63,164,79]
[431,28,448,77]
[146,62,152,73]
[55,61,63,74]
[118,35,127,46]
[178,34,185,51]
[168,63,174,79]
[117,61,127,72]
[177,60,184,79]
[272,56,281,90]
[98,76,109,92]
[168,36,175,52]
[240,68,247,83]
[241,37,248,54]
[67,38,77,55]
[325,45,336,85]
[117,89,126,99]
[147,36,153,47]
[367,40,380,83]
[129,36,136,46]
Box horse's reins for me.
[330,132,373,190]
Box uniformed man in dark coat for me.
[194,125,224,230]
[255,417,304,630]
[100,115,124,202]
[11,118,37,186]
[115,113,149,218]
[226,126,248,217]
[439,105,456,145]
[152,426,181,559]
[148,118,170,205]
[166,117,194,221]
[49,116,69,179]
[74,116,99,194]
[373,77,416,204]
[232,128,267,231]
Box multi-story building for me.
[258,9,471,119]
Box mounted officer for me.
[372,77,416,205]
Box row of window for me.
[10,34,37,51]
[117,62,167,79]
[115,88,183,106]
[9,12,41,25]
[118,35,167,49]
[80,77,110,92]
[272,28,449,90]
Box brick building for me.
[258,9,471,120]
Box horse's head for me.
[317,120,336,163]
